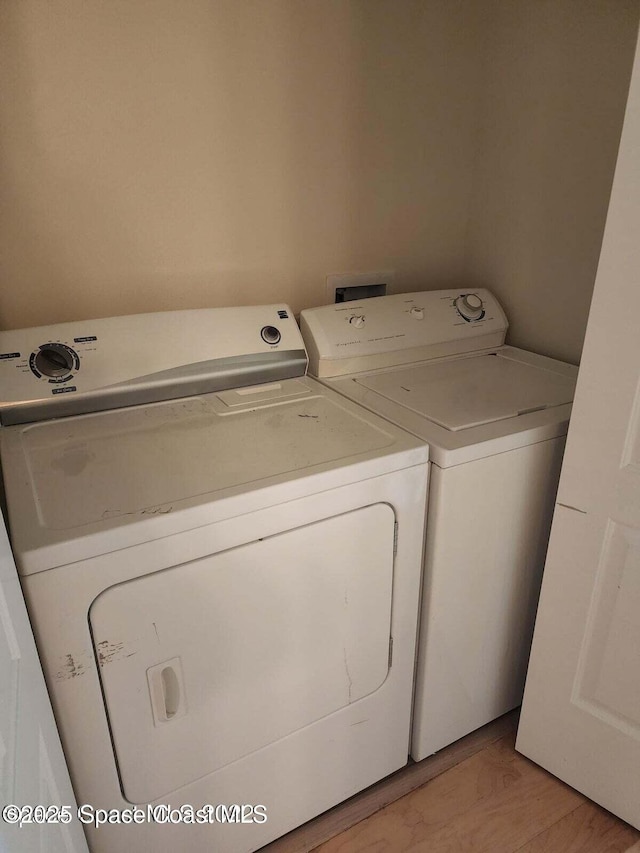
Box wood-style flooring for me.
[264,713,639,853]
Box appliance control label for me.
[52,386,77,395]
[0,352,21,360]
[74,336,97,343]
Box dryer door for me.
[89,503,395,804]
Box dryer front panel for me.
[89,503,395,804]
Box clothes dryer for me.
[300,289,578,761]
[0,306,429,852]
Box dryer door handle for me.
[147,657,187,725]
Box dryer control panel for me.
[300,289,508,378]
[0,306,306,425]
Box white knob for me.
[349,314,365,328]
[455,293,484,321]
[409,307,424,320]
[465,294,482,310]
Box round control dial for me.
[349,314,365,329]
[33,343,77,378]
[260,325,281,345]
[455,293,484,321]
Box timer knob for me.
[33,343,76,377]
[409,307,424,319]
[455,293,484,321]
[349,314,365,329]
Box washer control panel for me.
[0,305,305,425]
[300,288,508,378]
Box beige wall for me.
[0,0,486,329]
[0,1,638,365]
[464,0,639,364]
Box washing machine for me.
[0,305,429,853]
[300,288,578,761]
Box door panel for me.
[90,504,395,805]
[573,520,640,734]
[518,508,640,827]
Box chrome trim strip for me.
[0,350,308,425]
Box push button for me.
[261,325,281,345]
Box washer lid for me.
[356,354,576,431]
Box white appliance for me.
[300,289,578,761]
[0,306,429,853]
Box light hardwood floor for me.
[264,713,640,853]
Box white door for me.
[516,28,640,829]
[89,505,395,805]
[0,513,89,853]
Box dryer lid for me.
[356,353,576,432]
[12,384,396,531]
[1,376,428,575]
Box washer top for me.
[357,352,575,432]
[300,290,578,467]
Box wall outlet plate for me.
[326,271,396,304]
